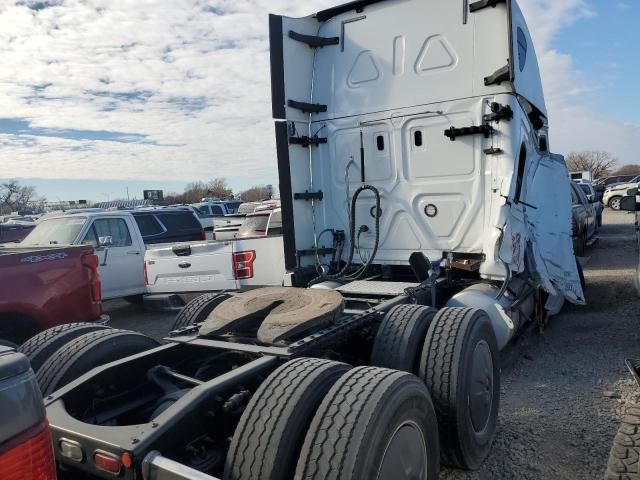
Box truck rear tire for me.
[36,329,159,396]
[371,304,437,373]
[172,292,232,331]
[224,358,350,480]
[605,403,640,480]
[294,366,440,480]
[419,308,499,470]
[19,323,111,373]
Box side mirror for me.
[98,236,113,248]
[586,194,593,202]
[619,195,640,212]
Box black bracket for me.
[469,0,507,12]
[484,64,511,86]
[294,191,324,201]
[289,136,328,147]
[483,102,513,123]
[288,100,327,114]
[484,147,504,155]
[288,30,339,48]
[444,124,493,141]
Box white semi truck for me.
[19,2,582,480]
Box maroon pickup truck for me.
[0,245,105,343]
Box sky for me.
[0,0,638,202]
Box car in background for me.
[603,180,640,210]
[0,223,35,244]
[594,175,637,202]
[570,182,598,256]
[130,208,205,244]
[575,182,603,227]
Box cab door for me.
[82,216,145,299]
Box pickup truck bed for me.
[145,236,285,294]
[0,245,104,342]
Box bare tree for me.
[240,185,270,202]
[565,151,618,180]
[0,181,41,214]
[611,164,640,176]
[206,178,233,199]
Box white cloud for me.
[0,0,637,185]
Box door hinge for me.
[288,30,340,48]
[444,124,493,141]
[484,64,511,86]
[469,0,507,13]
[294,191,324,201]
[483,103,514,123]
[288,100,328,114]
[289,136,328,147]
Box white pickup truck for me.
[20,209,204,301]
[145,209,285,294]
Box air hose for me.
[309,184,381,286]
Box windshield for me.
[21,216,86,246]
[237,215,269,237]
[578,184,591,195]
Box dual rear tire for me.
[226,306,500,479]
[225,358,439,480]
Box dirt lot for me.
[106,209,640,480]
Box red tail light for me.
[571,216,578,236]
[144,260,149,286]
[199,227,206,240]
[82,253,102,303]
[233,250,256,279]
[0,422,57,480]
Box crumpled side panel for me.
[499,152,584,305]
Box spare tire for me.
[19,323,111,373]
[172,292,232,331]
[36,329,159,396]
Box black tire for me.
[36,329,159,396]
[124,295,145,305]
[172,292,232,331]
[295,366,440,480]
[419,308,499,470]
[605,403,640,480]
[371,304,437,373]
[224,358,350,480]
[19,323,111,373]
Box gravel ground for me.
[442,209,640,480]
[106,209,640,479]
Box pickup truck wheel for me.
[605,403,640,480]
[610,196,623,210]
[19,323,111,373]
[371,304,437,373]
[36,329,159,396]
[419,308,499,470]
[172,293,232,331]
[224,358,350,480]
[295,366,439,480]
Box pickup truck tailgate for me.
[145,241,237,293]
